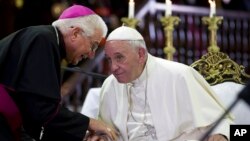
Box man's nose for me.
[111,62,119,72]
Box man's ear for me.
[70,27,82,40]
[138,48,146,63]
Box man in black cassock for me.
[0,4,117,141]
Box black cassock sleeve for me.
[43,106,90,141]
[17,92,89,141]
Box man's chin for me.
[116,76,128,83]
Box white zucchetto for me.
[106,26,144,41]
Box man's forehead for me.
[105,41,130,50]
[105,40,130,47]
[104,45,128,57]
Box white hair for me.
[52,14,108,37]
[128,40,148,61]
[128,40,147,50]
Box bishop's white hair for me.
[52,14,108,37]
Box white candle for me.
[209,0,216,17]
[128,0,135,18]
[165,0,172,17]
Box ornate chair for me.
[191,50,250,124]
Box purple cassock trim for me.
[0,84,22,140]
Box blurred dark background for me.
[1,0,250,39]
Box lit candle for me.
[165,0,172,17]
[209,0,216,17]
[128,0,135,18]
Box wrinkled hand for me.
[206,134,228,141]
[87,118,119,141]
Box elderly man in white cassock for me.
[97,26,233,141]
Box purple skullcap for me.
[59,4,95,19]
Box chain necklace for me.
[127,66,157,140]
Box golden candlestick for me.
[202,16,223,52]
[121,17,140,28]
[160,16,180,60]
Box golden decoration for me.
[160,16,181,60]
[191,52,250,85]
[121,17,140,29]
[202,16,223,52]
